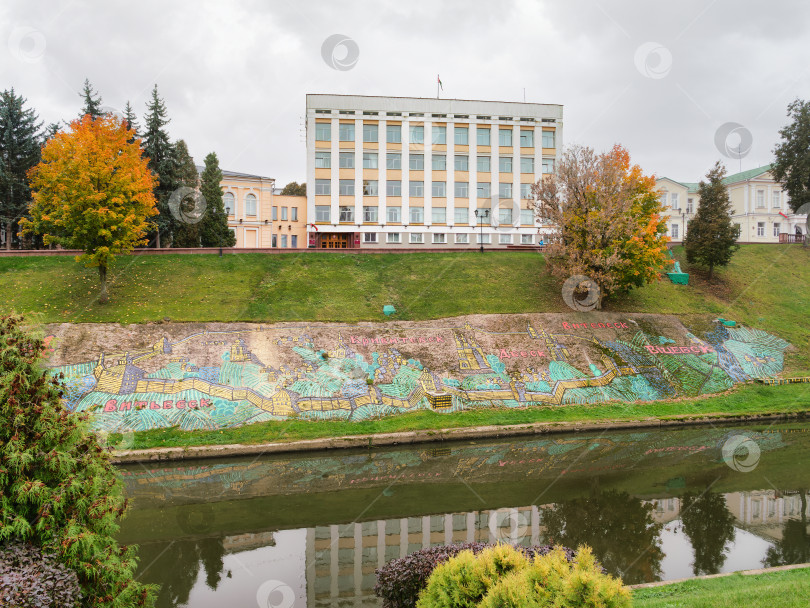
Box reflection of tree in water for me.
[764,491,810,567]
[135,537,226,608]
[541,489,664,584]
[680,490,735,576]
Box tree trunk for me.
[708,263,714,280]
[155,230,161,249]
[98,264,109,304]
[5,221,11,250]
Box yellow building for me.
[656,165,807,244]
[219,169,308,249]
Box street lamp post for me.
[474,208,489,254]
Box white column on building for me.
[455,118,468,236]
[491,123,500,243]
[306,111,316,246]
[531,505,540,546]
[512,121,521,244]
[355,117,363,236]
[448,119,457,232]
[444,513,453,545]
[425,120,433,233]
[330,119,340,229]
[379,119,387,243]
[402,118,410,241]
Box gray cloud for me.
[2,0,809,186]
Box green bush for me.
[0,315,156,607]
[417,545,630,608]
[416,544,529,608]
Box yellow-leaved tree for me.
[21,114,157,303]
[533,144,671,309]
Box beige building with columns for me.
[219,169,307,249]
[656,165,807,244]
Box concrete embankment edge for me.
[111,410,808,464]
[629,562,810,589]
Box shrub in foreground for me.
[0,315,155,606]
[0,541,82,607]
[374,542,575,608]
[416,544,529,608]
[416,545,630,608]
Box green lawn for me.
[632,568,810,608]
[121,382,809,449]
[2,244,808,369]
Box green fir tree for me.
[141,85,180,247]
[199,152,235,247]
[171,140,202,248]
[0,88,42,249]
[683,162,741,279]
[78,78,103,120]
[122,100,139,139]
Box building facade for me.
[656,165,807,243]
[305,94,563,249]
[220,169,307,248]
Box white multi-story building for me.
[305,94,562,249]
[657,165,807,244]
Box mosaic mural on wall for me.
[45,314,790,432]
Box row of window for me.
[315,179,535,199]
[222,192,300,220]
[271,234,299,248]
[661,190,784,210]
[315,206,538,225]
[660,193,695,213]
[670,221,784,239]
[315,122,556,147]
[316,151,551,174]
[363,232,542,245]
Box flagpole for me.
[437,77,439,99]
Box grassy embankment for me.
[632,567,810,608]
[1,244,808,449]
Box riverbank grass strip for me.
[632,566,810,608]
[118,382,810,451]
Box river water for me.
[117,421,810,607]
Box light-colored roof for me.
[659,164,773,192]
[722,164,772,185]
[195,165,273,181]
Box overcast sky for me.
[3,0,809,186]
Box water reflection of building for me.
[305,506,541,608]
[649,491,810,541]
[301,492,809,607]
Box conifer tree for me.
[199,152,236,247]
[122,101,139,139]
[78,78,103,120]
[0,314,156,606]
[0,88,42,249]
[684,162,741,279]
[171,140,203,247]
[773,98,810,213]
[141,85,179,247]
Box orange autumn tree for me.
[21,114,157,303]
[533,145,670,309]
